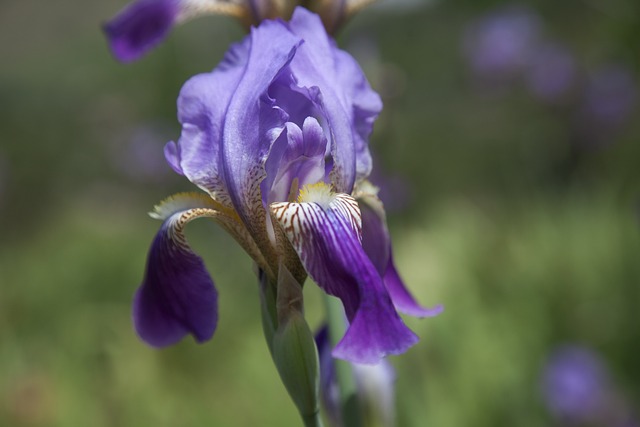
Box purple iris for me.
[542,345,610,422]
[136,8,441,364]
[542,345,640,427]
[462,6,541,82]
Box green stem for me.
[324,295,363,427]
[302,411,325,427]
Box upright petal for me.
[135,192,221,346]
[165,38,250,205]
[287,7,382,189]
[333,49,382,181]
[357,184,443,317]
[262,117,328,205]
[221,19,302,256]
[271,184,418,364]
[287,8,357,193]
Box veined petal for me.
[165,37,250,207]
[136,192,269,347]
[333,49,382,181]
[103,0,246,62]
[286,7,382,191]
[221,18,302,263]
[262,117,328,205]
[271,184,418,364]
[287,8,357,193]
[356,183,443,317]
[136,192,220,346]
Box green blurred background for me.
[1,0,639,425]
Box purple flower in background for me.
[542,345,640,427]
[136,8,441,364]
[462,6,541,82]
[542,345,610,422]
[103,0,285,62]
[104,0,378,62]
[574,64,637,147]
[525,43,577,103]
[582,65,637,127]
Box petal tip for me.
[402,303,445,318]
[103,0,179,62]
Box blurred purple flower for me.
[582,65,637,127]
[573,64,637,148]
[103,0,179,62]
[542,345,640,427]
[542,345,610,422]
[462,6,541,82]
[525,43,577,103]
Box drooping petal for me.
[271,185,418,364]
[135,192,221,346]
[356,183,443,317]
[104,0,179,62]
[135,192,270,346]
[221,18,302,259]
[165,38,250,206]
[103,0,246,62]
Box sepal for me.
[356,182,443,318]
[271,184,419,364]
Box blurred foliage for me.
[0,0,638,425]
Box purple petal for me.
[221,19,302,234]
[382,257,443,317]
[165,38,250,201]
[288,7,382,192]
[271,189,418,364]
[333,48,383,180]
[134,194,219,347]
[359,190,443,317]
[262,117,328,204]
[103,0,179,63]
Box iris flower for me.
[112,6,441,364]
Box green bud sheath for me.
[272,263,322,426]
